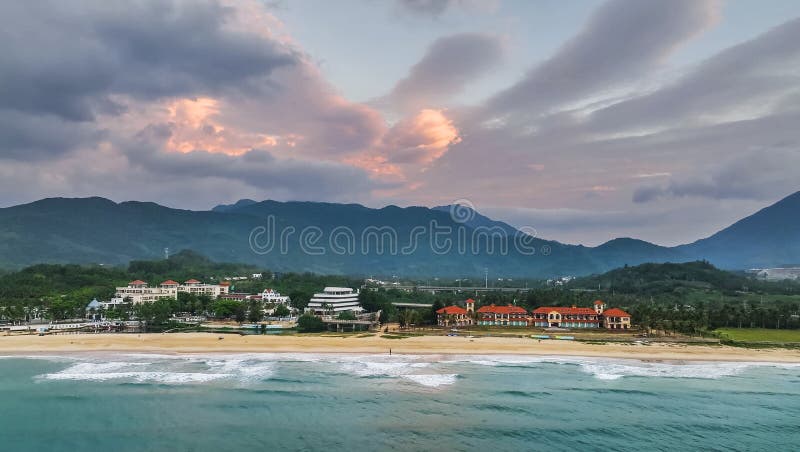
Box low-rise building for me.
[477,304,529,327]
[531,300,631,330]
[436,305,472,327]
[531,306,600,328]
[601,307,632,330]
[261,289,290,304]
[113,279,230,304]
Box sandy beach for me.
[1,333,799,362]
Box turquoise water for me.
[1,353,799,451]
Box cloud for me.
[381,109,461,165]
[587,17,800,134]
[394,0,474,17]
[0,0,399,206]
[633,147,800,203]
[0,1,295,123]
[0,110,105,160]
[484,0,720,118]
[1,0,799,247]
[384,33,505,113]
[122,105,396,201]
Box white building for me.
[756,268,800,281]
[261,289,290,304]
[307,287,363,314]
[113,279,230,304]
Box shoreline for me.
[2,333,800,363]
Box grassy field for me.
[715,328,800,343]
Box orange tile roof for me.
[477,304,528,314]
[160,280,178,286]
[184,279,201,284]
[532,306,597,315]
[594,300,605,305]
[437,305,467,315]
[129,280,147,286]
[465,298,475,304]
[602,308,631,317]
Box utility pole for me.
[484,268,488,289]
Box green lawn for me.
[715,328,800,343]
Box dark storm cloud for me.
[0,1,295,124]
[0,111,105,159]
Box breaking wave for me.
[29,353,800,386]
[445,355,800,380]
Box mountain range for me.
[0,191,798,277]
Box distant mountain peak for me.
[211,199,258,212]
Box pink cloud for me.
[380,109,461,165]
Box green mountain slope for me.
[1,191,798,276]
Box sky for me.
[1,0,799,246]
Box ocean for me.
[1,353,799,451]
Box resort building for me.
[113,279,230,304]
[260,289,290,304]
[601,307,632,330]
[218,288,290,304]
[531,301,632,330]
[477,304,529,327]
[531,306,601,328]
[179,279,230,298]
[307,287,363,314]
[436,305,473,327]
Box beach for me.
[2,332,799,362]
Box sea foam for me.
[442,355,800,380]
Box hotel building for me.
[436,300,476,327]
[113,279,230,304]
[531,301,631,329]
[260,289,290,304]
[531,307,601,328]
[601,307,632,330]
[307,287,363,314]
[477,304,530,327]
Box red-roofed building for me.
[465,298,475,315]
[477,304,529,326]
[184,279,201,285]
[601,308,632,330]
[128,280,147,287]
[160,280,179,287]
[530,301,632,329]
[531,306,601,328]
[436,305,472,327]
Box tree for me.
[134,298,172,326]
[177,292,199,314]
[233,303,246,323]
[337,310,356,320]
[212,299,242,319]
[288,290,311,310]
[274,304,291,317]
[297,313,326,332]
[247,299,263,323]
[48,298,81,320]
